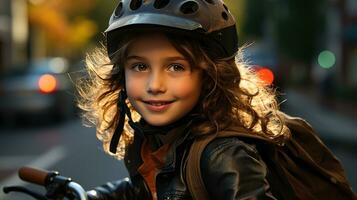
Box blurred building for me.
[261,0,357,90]
[340,0,357,87]
[0,0,29,73]
[0,0,11,73]
[318,0,357,88]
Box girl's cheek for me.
[172,76,202,98]
[125,76,142,98]
[174,84,197,97]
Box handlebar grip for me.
[19,167,50,186]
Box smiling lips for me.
[143,100,174,112]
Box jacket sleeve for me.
[200,137,277,200]
[86,177,151,200]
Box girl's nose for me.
[147,71,165,94]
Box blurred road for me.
[0,87,356,199]
[0,119,128,200]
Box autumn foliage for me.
[28,0,98,56]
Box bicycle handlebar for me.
[19,167,51,186]
[3,166,89,200]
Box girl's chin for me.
[142,116,178,127]
[144,119,173,127]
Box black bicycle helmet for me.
[105,0,238,60]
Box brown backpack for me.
[185,112,357,200]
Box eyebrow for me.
[126,55,188,62]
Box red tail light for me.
[256,67,274,85]
[38,74,57,93]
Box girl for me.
[77,0,345,199]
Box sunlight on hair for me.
[235,51,289,141]
[77,43,290,160]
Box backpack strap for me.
[185,132,216,200]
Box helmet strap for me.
[110,90,129,154]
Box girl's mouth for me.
[143,100,174,112]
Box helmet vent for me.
[180,1,199,14]
[154,0,170,9]
[223,4,229,12]
[114,2,123,16]
[222,11,228,20]
[130,0,142,10]
[204,0,215,4]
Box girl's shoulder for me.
[189,124,266,167]
[198,135,269,199]
[186,128,271,199]
[201,136,261,163]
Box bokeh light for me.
[256,67,274,85]
[38,74,57,93]
[318,50,336,69]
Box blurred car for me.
[0,57,76,122]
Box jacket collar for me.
[125,117,197,176]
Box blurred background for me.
[0,0,356,199]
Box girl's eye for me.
[168,64,185,72]
[131,63,148,71]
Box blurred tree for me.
[273,0,326,62]
[28,0,116,60]
[241,0,265,40]
[269,0,327,84]
[88,0,117,41]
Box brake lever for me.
[3,186,47,200]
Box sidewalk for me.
[281,88,357,145]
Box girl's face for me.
[124,33,202,126]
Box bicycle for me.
[3,166,88,200]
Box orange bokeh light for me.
[256,67,274,85]
[38,74,57,93]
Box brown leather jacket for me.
[87,120,277,200]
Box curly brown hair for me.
[77,32,290,159]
